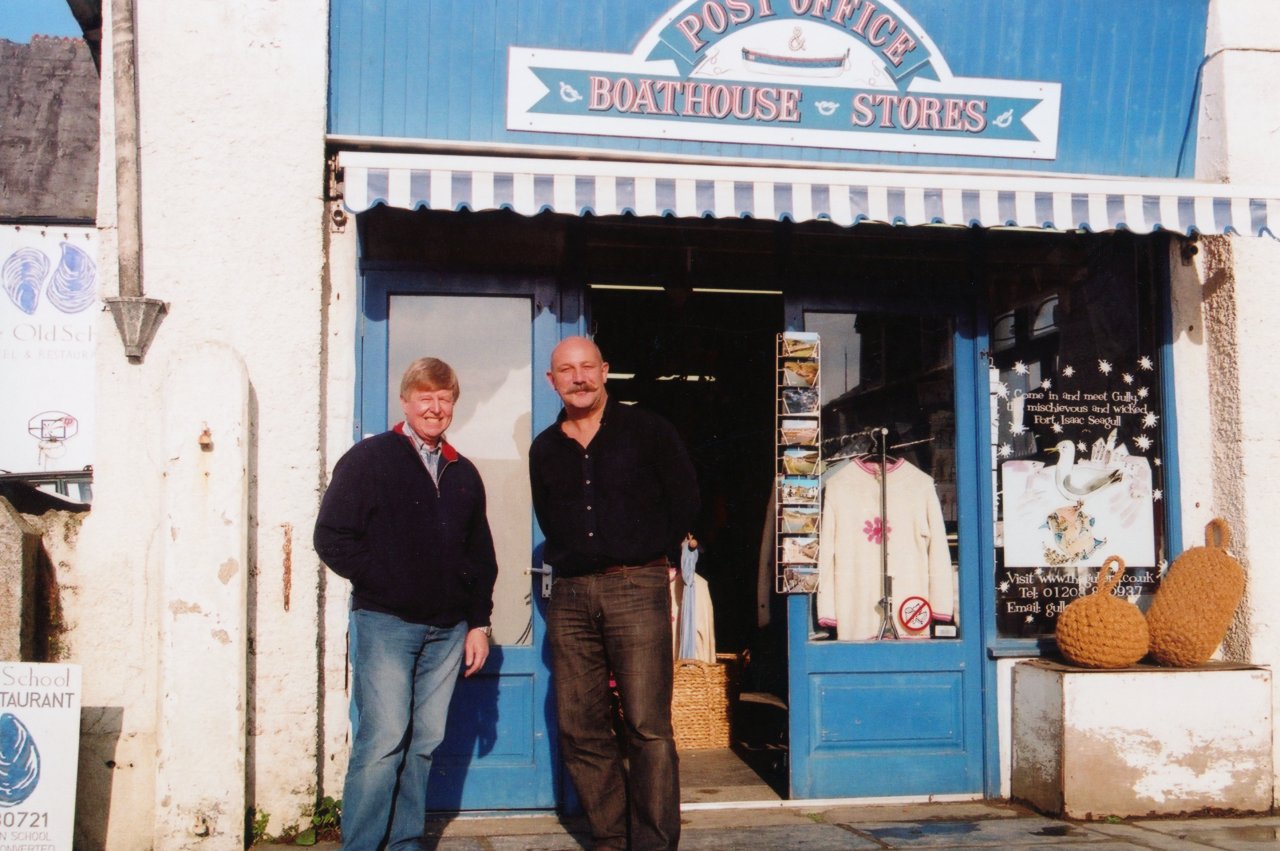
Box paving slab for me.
[680,823,880,850]
[255,803,1280,850]
[1118,816,1280,850]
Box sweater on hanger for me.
[817,457,955,640]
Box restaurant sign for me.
[508,0,1060,158]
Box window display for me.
[802,311,961,642]
[989,237,1166,639]
[817,433,955,640]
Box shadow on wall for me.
[75,706,125,848]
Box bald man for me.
[529,336,699,851]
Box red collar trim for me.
[854,456,905,475]
[393,422,458,461]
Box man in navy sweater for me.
[315,356,498,851]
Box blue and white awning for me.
[337,151,1280,239]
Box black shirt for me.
[529,396,699,577]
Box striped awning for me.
[337,151,1280,239]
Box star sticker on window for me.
[1122,373,1134,384]
[1098,359,1113,375]
[1143,412,1159,428]
[1139,355,1154,371]
[1062,365,1075,377]
[1014,361,1029,375]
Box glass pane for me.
[805,311,960,642]
[388,295,533,646]
[988,242,1164,639]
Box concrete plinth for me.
[1012,659,1273,819]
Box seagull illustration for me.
[1047,440,1123,500]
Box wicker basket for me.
[671,654,739,750]
[1055,555,1149,669]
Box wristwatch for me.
[477,625,492,638]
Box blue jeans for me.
[342,609,466,851]
[548,565,680,851]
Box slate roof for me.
[0,35,99,222]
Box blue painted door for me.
[360,270,563,810]
[785,295,990,799]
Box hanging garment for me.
[670,570,716,662]
[817,457,955,640]
[756,488,775,628]
[678,541,699,659]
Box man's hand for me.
[463,627,491,676]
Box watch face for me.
[898,596,932,631]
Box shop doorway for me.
[589,284,791,802]
[355,207,997,807]
[589,279,988,803]
[783,296,987,799]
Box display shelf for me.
[776,332,821,594]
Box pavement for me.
[258,798,1280,849]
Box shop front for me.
[324,0,1276,809]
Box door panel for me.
[361,271,559,810]
[786,296,987,799]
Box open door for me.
[359,270,562,810]
[785,294,989,799]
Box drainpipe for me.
[103,0,166,362]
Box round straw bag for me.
[1055,556,1149,668]
[1146,518,1245,667]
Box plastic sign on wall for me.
[0,226,97,476]
[0,663,80,851]
[508,0,1060,158]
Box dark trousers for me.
[548,564,680,851]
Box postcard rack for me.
[776,332,821,594]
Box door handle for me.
[526,564,553,598]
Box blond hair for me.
[399,357,460,401]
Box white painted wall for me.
[1200,0,1280,806]
[75,0,331,845]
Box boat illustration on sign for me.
[741,46,849,77]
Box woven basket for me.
[671,654,738,750]
[1055,555,1149,669]
[1147,518,1245,667]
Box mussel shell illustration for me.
[0,712,41,806]
[47,242,97,314]
[2,247,50,316]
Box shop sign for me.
[0,663,80,851]
[508,0,1060,158]
[0,226,97,476]
[991,348,1164,638]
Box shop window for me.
[991,310,1017,353]
[988,238,1165,641]
[805,311,960,642]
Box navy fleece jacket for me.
[314,426,498,628]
